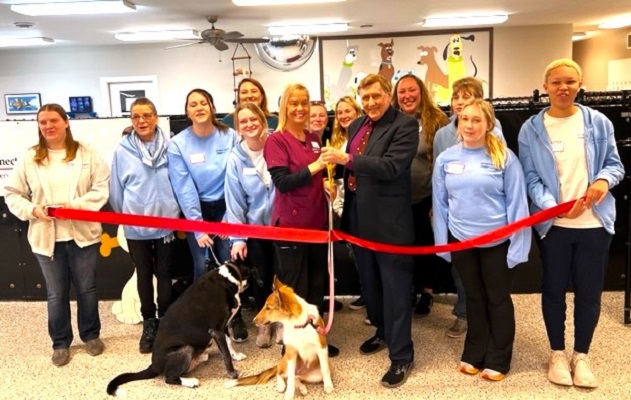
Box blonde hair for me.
[392,74,449,165]
[277,83,309,132]
[460,99,507,169]
[543,58,583,83]
[234,102,269,139]
[331,96,362,149]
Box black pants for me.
[127,238,175,319]
[539,226,611,354]
[348,194,414,365]
[273,241,327,308]
[450,233,515,374]
[246,238,276,310]
[412,196,448,292]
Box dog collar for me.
[294,315,320,331]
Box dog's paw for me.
[180,377,199,388]
[324,383,334,394]
[228,370,240,379]
[224,379,238,389]
[276,379,286,393]
[113,388,127,397]
[284,389,295,400]
[297,382,308,396]
[231,351,246,361]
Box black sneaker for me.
[139,318,159,354]
[381,361,414,388]
[320,299,343,313]
[328,344,340,358]
[229,316,249,343]
[414,292,433,317]
[241,296,254,311]
[359,335,386,355]
[349,296,366,310]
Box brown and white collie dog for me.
[226,277,334,399]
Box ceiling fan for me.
[166,16,268,51]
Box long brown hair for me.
[331,96,362,149]
[237,78,272,116]
[184,88,230,133]
[33,103,79,164]
[392,74,449,165]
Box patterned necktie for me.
[347,120,373,192]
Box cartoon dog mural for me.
[329,45,358,104]
[377,39,395,82]
[442,34,478,90]
[417,45,449,100]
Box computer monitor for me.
[69,96,93,113]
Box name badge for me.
[445,162,465,174]
[243,167,257,176]
[552,141,564,152]
[189,153,205,164]
[311,141,321,149]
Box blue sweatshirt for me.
[517,104,624,237]
[109,127,181,240]
[433,115,505,160]
[224,141,276,245]
[432,144,531,268]
[167,126,238,238]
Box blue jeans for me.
[187,199,230,281]
[34,241,100,350]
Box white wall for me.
[0,42,321,120]
[493,24,573,97]
[0,25,573,120]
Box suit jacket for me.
[341,106,419,245]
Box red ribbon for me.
[48,199,576,255]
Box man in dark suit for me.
[321,73,418,388]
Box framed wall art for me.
[319,28,492,107]
[4,93,42,114]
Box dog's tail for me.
[106,366,159,396]
[225,366,278,388]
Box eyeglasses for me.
[131,113,155,122]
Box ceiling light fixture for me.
[572,32,587,41]
[0,37,55,48]
[599,14,631,29]
[233,0,345,6]
[268,22,348,36]
[11,0,136,16]
[421,14,509,28]
[115,30,200,42]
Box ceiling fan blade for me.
[223,31,244,39]
[214,40,229,51]
[165,41,204,50]
[225,37,270,44]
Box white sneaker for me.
[548,351,572,386]
[571,352,598,388]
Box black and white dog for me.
[107,259,261,396]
